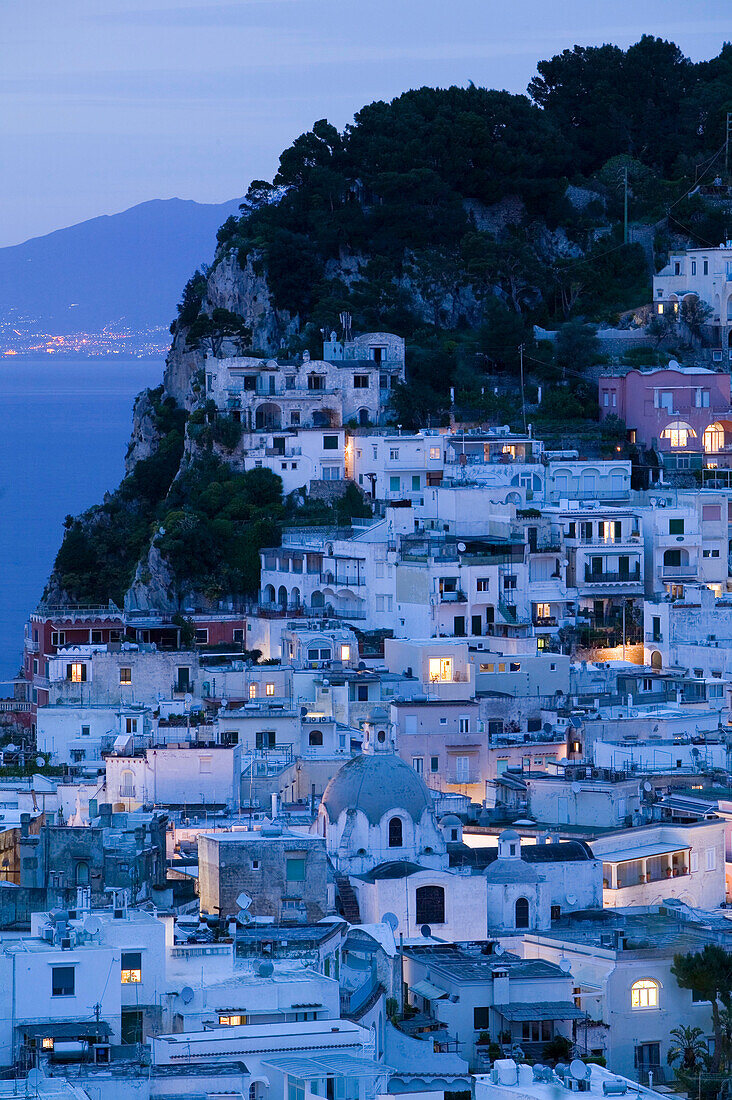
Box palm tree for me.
[666,1026,709,1073]
[672,945,732,1072]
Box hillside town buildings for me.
[7,324,732,1099]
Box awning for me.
[263,1054,392,1079]
[19,1021,111,1039]
[598,842,690,864]
[493,1001,586,1022]
[410,979,449,1001]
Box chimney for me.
[20,813,30,838]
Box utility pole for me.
[623,166,629,245]
[726,111,732,179]
[518,343,527,433]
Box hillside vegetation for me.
[47,37,732,610]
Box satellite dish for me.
[26,1071,45,1090]
[5,743,16,753]
[220,697,228,709]
[570,1060,589,1081]
[420,924,432,939]
[457,542,466,552]
[236,891,252,911]
[571,781,581,794]
[643,781,652,792]
[258,961,274,977]
[84,916,102,936]
[184,693,193,711]
[36,756,45,768]
[559,957,572,972]
[566,894,577,907]
[381,912,399,932]
[180,986,194,1004]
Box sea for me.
[0,358,164,683]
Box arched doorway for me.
[515,896,530,928]
[255,403,282,430]
[650,650,662,670]
[277,585,287,609]
[358,408,370,426]
[263,584,275,605]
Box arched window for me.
[631,979,659,1009]
[388,817,403,847]
[415,885,445,925]
[75,861,89,886]
[515,896,530,928]
[308,729,323,746]
[660,421,697,449]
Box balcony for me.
[533,616,558,627]
[644,632,663,643]
[320,573,366,587]
[439,590,467,603]
[583,566,641,584]
[658,564,698,579]
[118,786,136,799]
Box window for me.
[388,817,403,847]
[668,517,685,536]
[322,466,341,480]
[323,434,339,450]
[631,979,659,1009]
[199,755,212,774]
[233,628,244,643]
[52,966,75,997]
[503,575,517,590]
[220,1014,248,1025]
[265,682,275,697]
[125,718,137,734]
[81,725,90,737]
[75,861,89,885]
[476,578,490,592]
[428,657,453,682]
[340,644,351,661]
[51,631,66,647]
[67,662,87,683]
[249,683,257,699]
[690,851,699,872]
[390,448,399,460]
[474,1007,490,1030]
[357,684,368,701]
[691,260,696,275]
[415,885,445,925]
[515,897,530,928]
[121,952,142,984]
[308,374,325,390]
[412,757,423,774]
[119,667,132,684]
[459,716,470,734]
[308,729,323,746]
[195,628,208,644]
[91,630,103,644]
[703,259,709,275]
[286,857,306,881]
[353,375,369,388]
[706,848,717,871]
[431,756,439,773]
[376,595,393,612]
[389,476,400,492]
[411,475,420,491]
[429,446,441,460]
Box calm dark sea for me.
[0,359,163,682]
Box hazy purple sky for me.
[1,0,729,248]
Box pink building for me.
[599,363,732,462]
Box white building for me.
[653,242,732,356]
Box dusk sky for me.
[1,0,730,249]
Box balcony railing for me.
[644,632,663,643]
[583,567,641,583]
[440,590,467,603]
[118,786,136,799]
[320,574,366,587]
[659,564,698,579]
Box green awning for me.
[493,1001,586,1021]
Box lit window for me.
[120,667,132,684]
[68,662,86,683]
[249,683,257,699]
[429,447,441,460]
[428,657,453,682]
[340,644,351,661]
[42,1038,54,1051]
[661,421,697,449]
[265,683,275,697]
[121,952,141,984]
[219,1014,248,1026]
[631,979,659,1009]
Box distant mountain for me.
[0,196,244,335]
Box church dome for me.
[484,858,539,884]
[321,752,433,826]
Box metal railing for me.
[583,567,641,583]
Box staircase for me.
[335,875,362,923]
